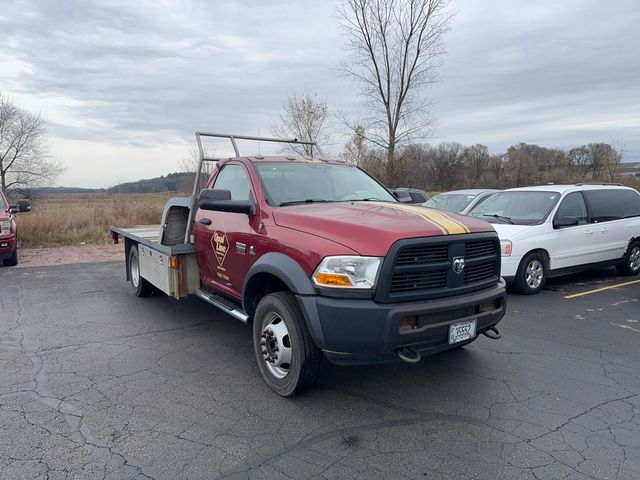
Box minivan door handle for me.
[600,227,609,234]
[199,218,212,226]
[585,229,594,236]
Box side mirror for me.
[553,216,579,228]
[199,189,255,215]
[9,206,18,215]
[392,191,413,203]
[17,200,31,213]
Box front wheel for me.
[616,241,640,276]
[514,252,547,295]
[128,245,153,297]
[3,248,17,267]
[253,292,321,397]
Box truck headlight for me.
[0,221,11,236]
[312,256,382,289]
[500,240,512,257]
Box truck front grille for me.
[390,270,447,293]
[377,234,500,303]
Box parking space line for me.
[564,279,640,299]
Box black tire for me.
[3,248,18,267]
[514,251,547,295]
[253,292,321,397]
[616,241,640,276]
[128,245,153,297]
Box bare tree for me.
[271,91,329,156]
[179,144,216,192]
[463,144,490,187]
[0,92,63,196]
[338,0,453,180]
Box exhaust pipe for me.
[396,347,421,364]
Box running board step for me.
[194,289,249,323]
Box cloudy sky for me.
[1,0,639,188]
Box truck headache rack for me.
[186,132,318,243]
[195,132,316,160]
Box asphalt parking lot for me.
[1,262,639,480]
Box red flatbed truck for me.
[111,132,506,396]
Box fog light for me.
[399,316,417,332]
[479,299,500,313]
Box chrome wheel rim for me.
[260,313,292,379]
[131,254,140,288]
[630,246,640,271]
[526,259,544,289]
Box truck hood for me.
[273,202,494,256]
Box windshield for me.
[424,193,477,213]
[468,191,560,225]
[254,162,396,206]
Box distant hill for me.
[22,171,197,196]
[37,186,106,194]
[107,172,195,194]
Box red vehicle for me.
[112,133,506,396]
[0,190,19,267]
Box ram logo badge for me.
[453,256,465,275]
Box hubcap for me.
[630,246,640,271]
[260,313,292,379]
[131,254,140,288]
[525,259,544,289]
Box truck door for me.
[194,163,256,301]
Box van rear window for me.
[583,189,640,222]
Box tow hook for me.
[396,347,421,364]
[482,327,501,340]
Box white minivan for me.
[467,184,640,294]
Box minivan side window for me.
[213,165,252,201]
[555,192,589,225]
[410,192,427,203]
[583,189,640,222]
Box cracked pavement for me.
[1,262,639,479]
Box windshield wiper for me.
[279,199,333,207]
[482,214,516,225]
[342,197,388,202]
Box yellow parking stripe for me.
[563,279,640,299]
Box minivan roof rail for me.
[574,182,623,186]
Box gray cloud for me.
[0,0,638,186]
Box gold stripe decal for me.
[368,202,470,235]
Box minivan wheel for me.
[128,245,153,297]
[514,252,547,295]
[616,241,640,276]
[253,292,321,397]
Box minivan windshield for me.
[0,194,6,210]
[254,162,397,206]
[424,193,477,213]
[468,191,560,225]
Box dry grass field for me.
[16,193,174,248]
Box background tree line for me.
[342,134,633,191]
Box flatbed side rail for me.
[184,132,318,243]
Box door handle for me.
[601,228,609,234]
[585,229,594,236]
[199,218,212,225]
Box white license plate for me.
[448,319,477,344]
